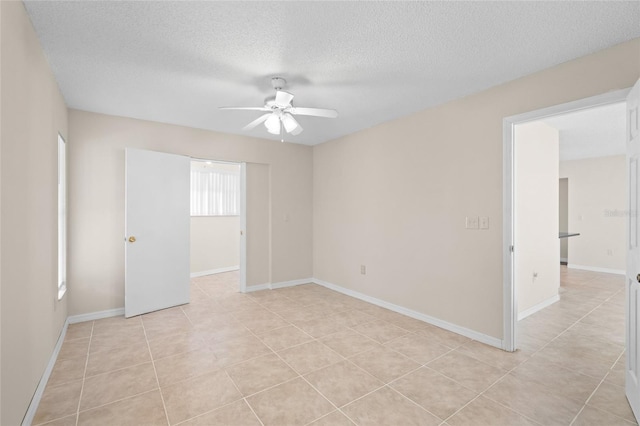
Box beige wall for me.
[559,178,569,260]
[246,163,271,286]
[313,38,640,340]
[1,2,69,424]
[515,122,560,316]
[560,155,626,272]
[68,110,312,315]
[190,217,240,274]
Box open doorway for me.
[506,99,633,421]
[513,102,627,323]
[503,88,630,351]
[189,160,244,295]
[559,177,569,265]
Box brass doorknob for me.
[128,236,136,243]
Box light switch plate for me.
[466,216,479,230]
[480,216,489,229]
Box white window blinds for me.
[190,168,240,216]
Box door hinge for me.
[510,245,514,253]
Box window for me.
[57,134,67,300]
[190,165,240,216]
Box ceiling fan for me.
[220,77,338,138]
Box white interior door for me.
[125,148,190,317]
[626,78,640,420]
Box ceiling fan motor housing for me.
[264,95,292,109]
[271,77,286,90]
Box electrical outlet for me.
[607,249,613,256]
[480,216,489,229]
[360,265,366,275]
[466,216,479,230]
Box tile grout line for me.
[35,323,96,426]
[242,396,265,426]
[68,271,624,426]
[230,279,485,425]
[206,287,338,411]
[440,358,545,426]
[440,300,603,426]
[473,271,626,425]
[74,320,94,426]
[141,316,172,426]
[569,371,612,425]
[569,349,629,426]
[518,280,624,374]
[440,352,520,423]
[227,303,374,426]
[238,316,350,424]
[74,389,162,419]
[256,273,611,424]
[380,383,451,424]
[224,370,265,426]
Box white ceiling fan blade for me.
[275,90,294,107]
[290,122,303,136]
[289,107,338,118]
[282,113,302,135]
[219,106,271,111]
[242,113,271,131]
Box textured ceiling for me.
[544,102,626,162]
[23,1,640,146]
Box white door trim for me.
[239,162,247,293]
[502,88,630,352]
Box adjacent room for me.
[513,104,628,413]
[2,1,639,425]
[514,103,627,324]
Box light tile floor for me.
[33,267,634,425]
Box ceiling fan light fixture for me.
[220,76,338,140]
[281,113,299,133]
[265,114,281,134]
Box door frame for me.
[502,88,631,352]
[190,158,247,293]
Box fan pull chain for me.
[280,121,284,142]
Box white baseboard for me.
[312,278,503,350]
[24,307,126,424]
[271,278,313,290]
[244,278,313,293]
[568,264,625,276]
[190,266,239,278]
[244,283,271,293]
[68,307,125,324]
[22,318,69,426]
[518,294,560,321]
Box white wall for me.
[1,2,69,424]
[515,122,560,317]
[190,217,240,274]
[68,111,312,315]
[560,155,626,272]
[313,38,640,340]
